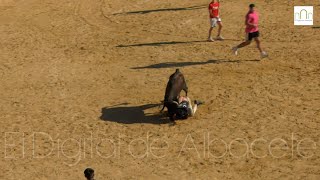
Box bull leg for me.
[169,121,176,126]
[169,119,176,126]
[169,114,176,126]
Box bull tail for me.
[160,100,166,112]
[160,104,165,112]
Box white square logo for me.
[294,6,313,25]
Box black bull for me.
[161,69,188,120]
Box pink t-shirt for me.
[245,11,259,33]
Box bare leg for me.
[254,37,268,58]
[192,104,198,116]
[254,37,263,53]
[237,40,251,48]
[186,97,198,116]
[217,21,223,37]
[208,27,214,41]
[232,40,251,55]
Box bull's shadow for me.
[132,59,260,69]
[113,5,206,15]
[116,39,238,48]
[100,103,169,124]
[116,40,206,47]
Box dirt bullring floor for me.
[0,0,319,179]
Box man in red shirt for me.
[208,0,224,42]
[232,4,268,58]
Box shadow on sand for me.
[117,38,239,47]
[113,5,206,15]
[132,59,260,69]
[117,40,206,47]
[100,103,170,124]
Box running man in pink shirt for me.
[232,4,268,58]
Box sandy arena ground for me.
[1,0,320,179]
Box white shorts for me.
[210,17,222,28]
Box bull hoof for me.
[169,121,176,126]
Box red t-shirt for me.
[209,2,219,18]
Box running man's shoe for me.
[261,51,268,59]
[216,36,224,40]
[232,47,238,55]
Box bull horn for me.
[164,100,179,105]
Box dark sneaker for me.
[194,100,204,105]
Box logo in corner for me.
[294,6,313,25]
